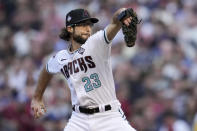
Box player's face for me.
[72,21,93,44]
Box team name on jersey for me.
[61,56,96,79]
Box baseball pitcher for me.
[31,8,140,131]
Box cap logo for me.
[83,10,89,17]
[67,15,72,22]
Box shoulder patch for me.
[78,47,85,55]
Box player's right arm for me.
[31,66,53,119]
[31,52,62,118]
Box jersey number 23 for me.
[82,73,101,92]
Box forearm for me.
[33,66,53,100]
[106,8,126,41]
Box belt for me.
[72,105,111,114]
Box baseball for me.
[41,108,45,114]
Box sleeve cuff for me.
[46,63,50,73]
[104,27,111,44]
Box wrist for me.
[33,94,43,101]
[113,8,126,24]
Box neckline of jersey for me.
[67,43,80,54]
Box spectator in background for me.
[158,110,190,131]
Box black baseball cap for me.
[65,9,99,26]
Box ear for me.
[67,26,73,33]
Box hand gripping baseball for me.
[31,98,47,119]
[118,8,141,47]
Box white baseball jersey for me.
[46,28,118,107]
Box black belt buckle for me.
[88,107,99,114]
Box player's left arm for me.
[106,8,131,41]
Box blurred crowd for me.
[0,0,197,131]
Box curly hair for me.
[59,27,71,41]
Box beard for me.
[73,33,87,45]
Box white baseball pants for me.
[64,107,136,131]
